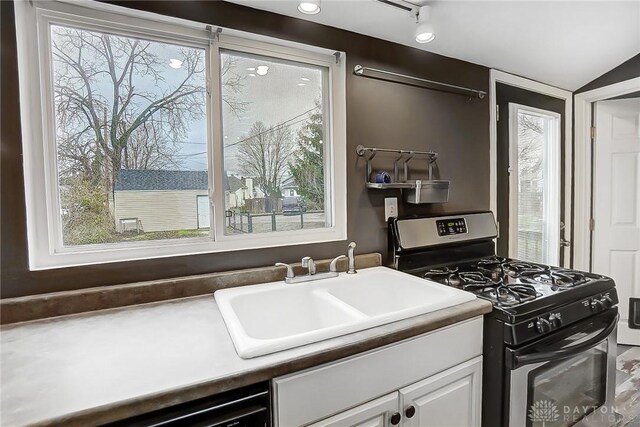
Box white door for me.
[196,195,210,229]
[594,98,640,346]
[508,103,562,265]
[307,392,399,427]
[399,357,482,427]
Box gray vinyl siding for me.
[114,190,207,232]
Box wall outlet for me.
[384,197,398,221]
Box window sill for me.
[29,227,347,270]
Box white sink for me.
[215,266,476,358]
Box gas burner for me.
[457,272,497,290]
[477,256,507,270]
[424,267,458,277]
[481,283,539,307]
[503,261,547,278]
[424,267,459,286]
[526,268,588,288]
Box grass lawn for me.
[105,228,209,243]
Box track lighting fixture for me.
[415,5,436,44]
[298,0,321,15]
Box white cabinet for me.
[273,317,484,427]
[400,357,482,427]
[308,393,399,427]
[306,357,482,427]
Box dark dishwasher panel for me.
[103,382,270,427]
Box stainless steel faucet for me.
[275,254,346,284]
[347,242,357,274]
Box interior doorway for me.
[593,97,640,346]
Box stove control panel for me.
[436,218,467,236]
[507,289,618,346]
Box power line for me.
[160,105,321,152]
[172,151,207,157]
[224,105,321,149]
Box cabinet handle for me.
[405,405,416,418]
[390,412,402,425]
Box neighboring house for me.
[114,170,210,232]
[225,173,265,208]
[281,175,299,198]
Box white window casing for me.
[14,0,347,270]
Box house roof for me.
[227,175,245,193]
[281,175,298,189]
[114,170,208,191]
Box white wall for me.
[114,190,207,232]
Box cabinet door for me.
[307,392,399,427]
[399,357,482,427]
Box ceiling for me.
[224,0,640,91]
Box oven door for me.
[507,308,618,427]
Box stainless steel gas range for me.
[389,211,619,427]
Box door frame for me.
[573,77,640,271]
[489,70,573,266]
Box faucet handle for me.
[275,262,295,279]
[329,255,347,272]
[301,257,316,275]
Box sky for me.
[219,50,324,176]
[52,25,326,179]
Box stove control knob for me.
[535,318,552,334]
[548,314,562,329]
[603,295,614,308]
[590,298,604,312]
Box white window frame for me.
[15,0,347,270]
[508,103,561,265]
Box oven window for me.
[526,341,607,427]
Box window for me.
[220,49,330,235]
[508,104,561,265]
[50,25,209,246]
[15,1,346,269]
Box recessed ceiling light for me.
[297,0,320,15]
[256,65,269,76]
[168,58,183,69]
[247,67,255,71]
[249,73,257,77]
[297,83,306,86]
[301,77,310,81]
[224,135,228,139]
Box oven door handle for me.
[514,313,618,366]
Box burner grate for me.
[424,263,541,307]
[524,268,588,288]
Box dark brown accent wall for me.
[0,0,490,298]
[575,53,640,93]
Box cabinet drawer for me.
[273,316,483,426]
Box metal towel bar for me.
[353,64,486,100]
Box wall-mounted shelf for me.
[356,145,449,204]
[365,182,416,189]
